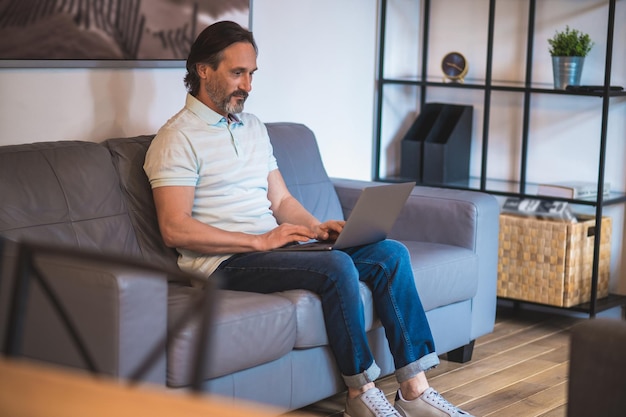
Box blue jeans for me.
[216,239,439,388]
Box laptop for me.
[274,182,415,251]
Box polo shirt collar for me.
[185,93,243,127]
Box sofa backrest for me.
[0,141,142,257]
[103,123,344,256]
[100,123,342,274]
[103,136,180,271]
[0,123,342,269]
[266,123,344,222]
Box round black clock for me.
[441,52,468,82]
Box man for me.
[144,21,474,417]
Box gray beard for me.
[224,95,246,114]
[205,80,247,115]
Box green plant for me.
[548,26,594,57]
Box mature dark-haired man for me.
[144,21,475,417]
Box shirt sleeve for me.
[143,128,199,189]
[267,140,278,173]
[255,119,278,173]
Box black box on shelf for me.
[400,103,444,181]
[400,103,473,184]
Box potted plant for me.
[548,26,594,89]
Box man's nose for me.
[240,74,253,92]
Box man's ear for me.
[196,63,210,79]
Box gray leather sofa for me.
[0,122,500,411]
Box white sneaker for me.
[344,387,401,417]
[394,387,475,417]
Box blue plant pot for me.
[552,56,585,90]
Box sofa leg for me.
[446,340,475,363]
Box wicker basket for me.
[497,213,611,307]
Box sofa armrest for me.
[1,244,170,385]
[332,178,500,339]
[332,179,498,249]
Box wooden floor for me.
[290,305,582,417]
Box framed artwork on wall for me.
[0,0,251,68]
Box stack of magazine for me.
[501,197,577,223]
[536,180,610,199]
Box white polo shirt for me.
[144,94,279,278]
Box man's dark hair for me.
[184,21,258,96]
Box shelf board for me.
[499,294,626,317]
[569,293,626,315]
[379,176,626,206]
[380,77,626,97]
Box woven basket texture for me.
[497,214,611,307]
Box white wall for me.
[0,0,624,293]
[0,67,187,144]
[247,0,377,180]
[0,0,378,180]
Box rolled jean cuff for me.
[342,361,381,389]
[395,352,440,383]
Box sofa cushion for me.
[276,241,477,348]
[405,241,478,311]
[103,136,179,274]
[167,286,297,387]
[267,123,344,222]
[277,283,376,349]
[0,141,141,256]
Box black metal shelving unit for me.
[374,0,626,317]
